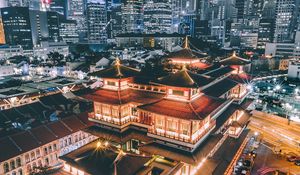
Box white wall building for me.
[288,59,300,79]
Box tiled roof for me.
[202,78,238,97]
[219,52,251,66]
[0,115,89,162]
[88,59,140,79]
[138,95,225,120]
[204,66,234,78]
[153,68,214,88]
[60,140,151,175]
[83,89,164,105]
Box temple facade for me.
[84,57,251,151]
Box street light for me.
[275,85,281,91]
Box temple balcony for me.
[147,120,216,150]
[88,112,139,130]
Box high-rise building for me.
[49,0,67,16]
[29,10,49,46]
[67,0,86,41]
[47,11,61,42]
[274,0,299,43]
[122,0,144,33]
[1,7,33,50]
[59,19,79,43]
[7,0,22,6]
[87,0,107,43]
[144,0,172,34]
[108,4,123,38]
[257,18,275,49]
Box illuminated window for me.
[156,117,164,129]
[172,90,184,96]
[107,81,116,86]
[181,123,189,135]
[167,120,177,132]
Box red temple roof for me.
[83,89,164,105]
[88,58,140,79]
[153,67,213,88]
[219,51,251,66]
[138,95,225,120]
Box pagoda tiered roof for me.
[83,89,164,105]
[138,95,225,120]
[153,67,213,88]
[219,51,251,66]
[88,58,140,79]
[166,36,207,63]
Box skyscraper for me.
[29,10,49,45]
[122,0,144,33]
[87,0,107,43]
[47,11,61,42]
[274,0,299,43]
[67,0,86,41]
[144,0,172,34]
[1,7,33,49]
[49,0,67,16]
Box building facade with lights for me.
[84,54,251,151]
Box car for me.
[295,160,300,166]
[287,155,300,162]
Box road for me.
[251,144,300,175]
[249,114,300,154]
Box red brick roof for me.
[138,95,225,120]
[0,115,89,162]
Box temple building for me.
[83,57,250,152]
[219,51,251,74]
[166,37,210,69]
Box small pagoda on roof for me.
[167,37,209,68]
[219,51,251,73]
[88,58,140,90]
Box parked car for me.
[287,155,300,162]
[295,160,300,166]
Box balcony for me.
[148,120,216,145]
[88,112,138,127]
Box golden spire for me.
[115,57,123,76]
[184,36,189,49]
[232,51,237,57]
[182,64,187,71]
[115,57,121,66]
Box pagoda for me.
[167,36,210,69]
[219,51,251,74]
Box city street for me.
[251,144,300,175]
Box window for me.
[172,90,184,96]
[18,169,23,175]
[3,162,9,173]
[36,149,40,158]
[107,81,116,86]
[68,137,72,145]
[167,120,177,132]
[25,154,30,163]
[31,151,35,160]
[102,105,111,116]
[156,117,164,129]
[16,158,21,167]
[49,145,52,152]
[45,157,49,165]
[192,122,198,134]
[53,144,57,151]
[181,123,189,135]
[44,147,48,155]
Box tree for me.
[47,52,64,66]
[29,166,49,175]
